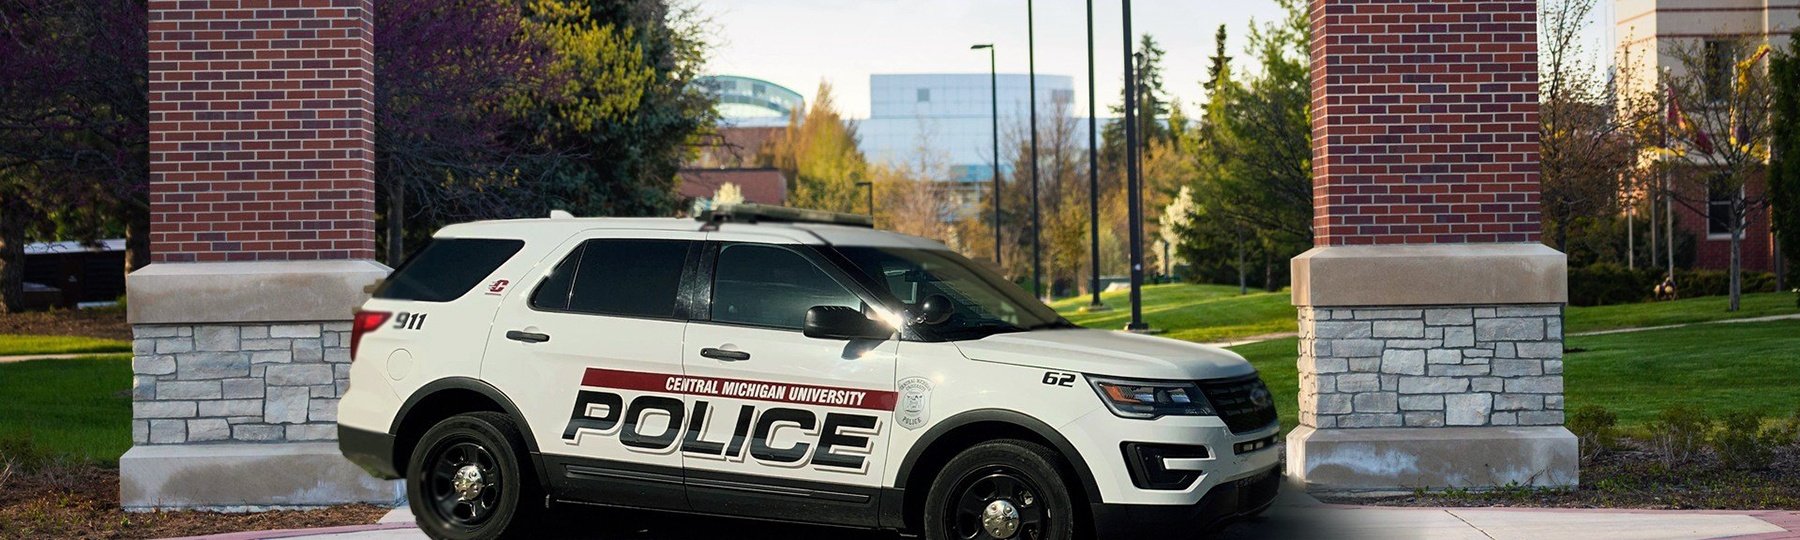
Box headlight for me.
[1088,377,1215,419]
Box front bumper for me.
[1089,464,1281,539]
[338,424,401,479]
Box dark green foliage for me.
[1568,264,1779,306]
[1773,34,1800,288]
[1710,411,1795,471]
[1647,407,1711,465]
[1568,405,1620,462]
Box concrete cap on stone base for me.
[1291,244,1567,307]
[1285,425,1578,492]
[128,260,391,325]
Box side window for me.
[530,247,582,311]
[534,239,689,319]
[711,244,861,330]
[376,238,524,303]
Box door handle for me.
[700,348,750,361]
[506,330,550,343]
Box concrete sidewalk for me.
[162,480,1799,540]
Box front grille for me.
[1198,375,1278,434]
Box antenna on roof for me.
[698,203,874,229]
[549,210,576,219]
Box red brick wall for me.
[1669,173,1777,273]
[147,0,375,263]
[1310,0,1542,246]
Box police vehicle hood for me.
[953,328,1258,381]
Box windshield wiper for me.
[1025,320,1079,330]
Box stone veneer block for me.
[119,443,402,511]
[1287,426,1578,491]
[1291,244,1567,307]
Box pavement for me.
[0,352,107,363]
[160,478,1800,540]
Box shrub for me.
[0,433,51,472]
[1647,406,1711,464]
[1568,263,1655,306]
[1568,405,1620,462]
[1711,411,1797,470]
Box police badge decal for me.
[897,377,933,430]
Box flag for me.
[1731,44,1774,148]
[1668,84,1714,154]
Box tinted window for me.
[834,247,1068,340]
[557,239,690,318]
[711,244,861,330]
[530,248,583,311]
[376,238,524,303]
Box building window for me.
[1707,179,1741,237]
[1704,40,1731,103]
[916,88,931,103]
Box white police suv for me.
[338,204,1281,540]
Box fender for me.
[892,408,1103,503]
[389,377,540,454]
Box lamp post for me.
[1122,0,1149,332]
[1083,0,1108,312]
[1027,0,1043,300]
[972,44,1001,267]
[855,181,873,220]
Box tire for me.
[407,412,541,540]
[923,439,1081,540]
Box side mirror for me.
[804,306,892,340]
[912,294,954,326]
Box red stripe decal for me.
[580,368,898,412]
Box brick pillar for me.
[1286,0,1577,492]
[122,0,395,510]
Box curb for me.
[159,522,418,540]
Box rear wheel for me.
[407,412,540,540]
[923,439,1079,540]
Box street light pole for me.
[1122,0,1148,332]
[972,44,1001,267]
[855,181,873,219]
[1027,0,1043,300]
[1083,0,1108,312]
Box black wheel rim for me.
[425,439,503,528]
[946,466,1049,540]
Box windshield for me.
[831,246,1071,340]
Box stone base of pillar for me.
[1288,244,1574,493]
[1286,425,1578,492]
[119,442,403,511]
[124,260,392,510]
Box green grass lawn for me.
[1052,284,1297,343]
[1228,321,1800,432]
[0,334,132,356]
[1565,292,1798,334]
[0,355,133,464]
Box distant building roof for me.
[690,126,785,169]
[677,168,788,207]
[25,239,126,255]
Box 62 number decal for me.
[1041,371,1077,387]
[393,312,428,331]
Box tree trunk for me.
[1263,250,1276,293]
[385,181,405,266]
[1235,231,1247,296]
[0,200,26,314]
[1729,205,1743,312]
[125,204,151,276]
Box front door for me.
[481,231,698,511]
[678,236,899,527]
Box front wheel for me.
[407,412,540,540]
[923,439,1080,540]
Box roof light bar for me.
[698,203,874,229]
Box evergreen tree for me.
[1771,34,1800,290]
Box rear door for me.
[677,234,899,527]
[480,230,699,511]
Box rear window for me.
[375,238,525,302]
[531,239,690,319]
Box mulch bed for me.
[1319,439,1800,510]
[0,463,387,539]
[0,309,131,341]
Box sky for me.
[697,0,1614,120]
